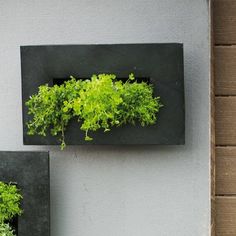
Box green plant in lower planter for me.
[0,182,23,236]
[0,223,15,236]
[26,73,163,149]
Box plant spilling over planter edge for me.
[26,73,163,149]
[0,181,23,236]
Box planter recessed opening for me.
[8,217,18,235]
[52,76,151,86]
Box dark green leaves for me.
[26,74,163,149]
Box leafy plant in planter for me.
[0,181,23,236]
[0,222,15,236]
[26,73,163,149]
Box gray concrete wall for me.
[0,1,210,235]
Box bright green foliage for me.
[26,78,83,149]
[117,74,160,127]
[0,223,15,236]
[0,182,23,223]
[26,73,163,149]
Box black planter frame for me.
[0,152,50,236]
[21,43,185,145]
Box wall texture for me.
[0,1,210,236]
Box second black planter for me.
[0,151,50,236]
[21,43,185,145]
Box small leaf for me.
[129,73,135,81]
[85,136,93,141]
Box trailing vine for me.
[26,73,163,149]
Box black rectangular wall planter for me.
[0,152,50,236]
[21,43,185,145]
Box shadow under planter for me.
[0,152,50,236]
[21,43,185,145]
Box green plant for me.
[0,182,23,223]
[0,182,22,236]
[0,223,15,236]
[26,73,163,149]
